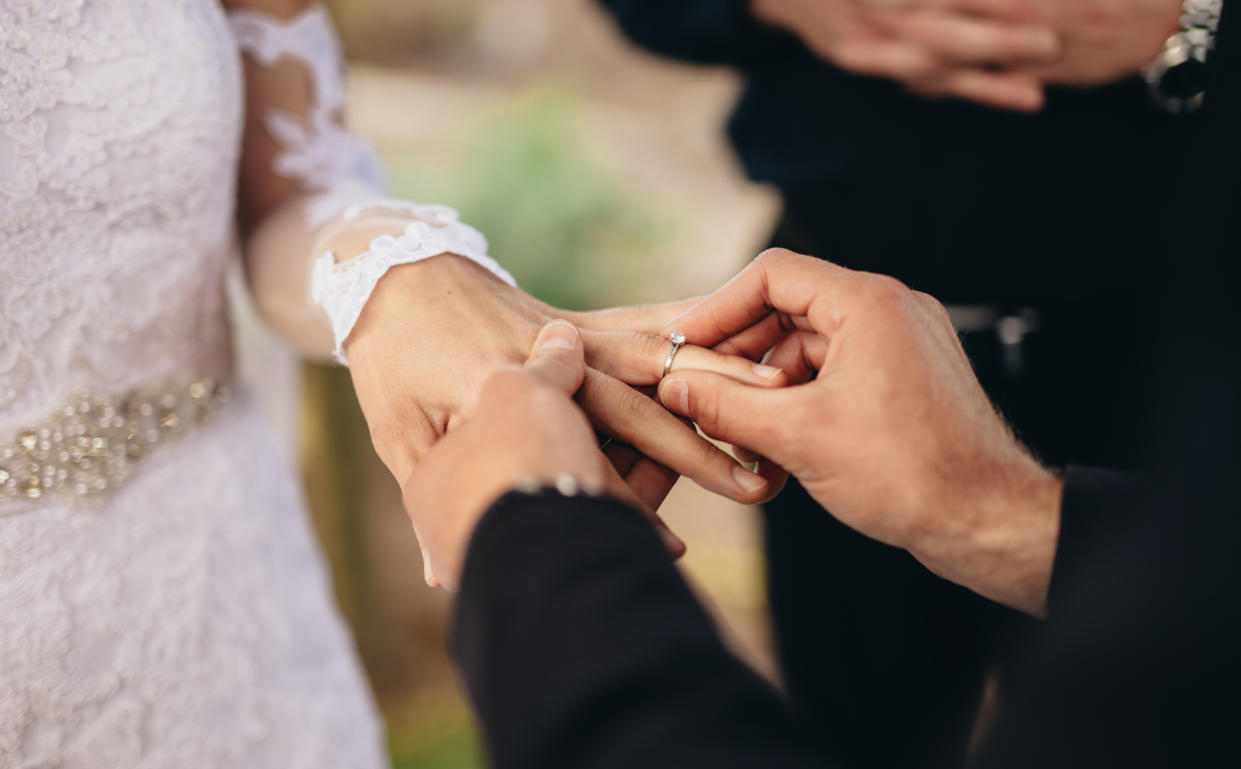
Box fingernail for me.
[534,320,579,352]
[660,378,690,415]
[732,465,767,494]
[752,363,782,379]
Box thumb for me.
[658,370,798,464]
[524,320,587,396]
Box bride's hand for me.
[344,254,788,508]
[405,321,683,591]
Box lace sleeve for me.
[224,1,514,364]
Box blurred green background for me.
[298,2,782,766]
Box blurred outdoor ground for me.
[295,1,782,765]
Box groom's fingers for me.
[712,311,795,360]
[582,330,788,388]
[523,321,587,395]
[658,369,803,466]
[763,330,830,383]
[667,249,859,348]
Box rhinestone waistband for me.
[0,375,233,510]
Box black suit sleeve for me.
[1047,466,1150,617]
[453,490,827,769]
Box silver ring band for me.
[662,331,687,379]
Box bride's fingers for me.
[565,298,705,334]
[730,444,789,500]
[604,442,680,511]
[580,369,772,504]
[582,330,788,388]
[598,444,685,556]
[604,440,642,475]
[755,456,791,500]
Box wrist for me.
[910,458,1063,618]
[340,248,518,363]
[311,207,515,365]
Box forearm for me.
[239,192,344,360]
[455,491,825,769]
[228,3,517,363]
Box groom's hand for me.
[402,321,686,592]
[660,249,1063,616]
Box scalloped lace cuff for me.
[311,202,517,365]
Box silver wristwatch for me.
[1142,0,1224,113]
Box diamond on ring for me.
[663,331,688,379]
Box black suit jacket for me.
[595,0,1187,306]
[452,8,1240,766]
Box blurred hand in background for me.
[753,0,1185,109]
[1028,0,1184,85]
[751,0,1061,110]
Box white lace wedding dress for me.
[0,1,390,766]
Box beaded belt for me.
[0,376,232,508]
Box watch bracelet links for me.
[1143,0,1224,113]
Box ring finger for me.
[582,330,789,388]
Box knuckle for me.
[913,290,951,321]
[756,247,793,264]
[367,414,429,478]
[862,274,914,312]
[622,387,657,425]
[755,247,812,272]
[955,25,989,53]
[603,382,653,429]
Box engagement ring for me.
[662,331,687,379]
